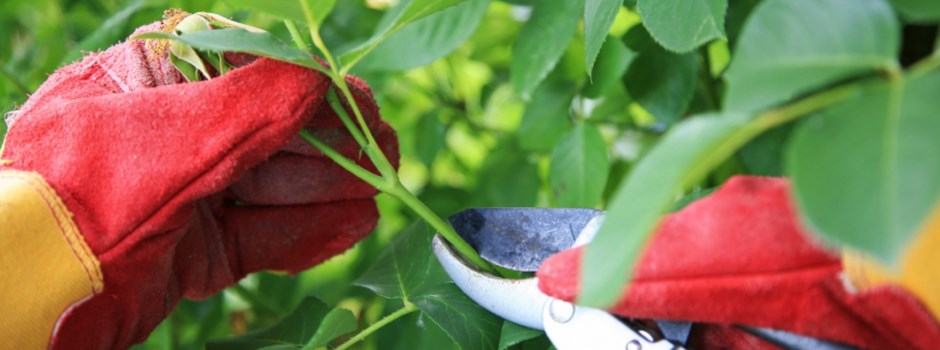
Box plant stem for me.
[284,20,311,53]
[299,0,339,73]
[385,184,493,270]
[300,130,491,271]
[333,302,419,350]
[332,77,399,181]
[326,87,368,149]
[299,130,389,190]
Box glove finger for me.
[222,199,377,277]
[281,75,391,157]
[229,120,398,206]
[537,176,940,350]
[3,57,330,245]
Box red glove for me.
[0,21,396,349]
[537,176,940,349]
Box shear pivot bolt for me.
[626,340,642,350]
[548,299,575,323]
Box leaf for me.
[581,113,751,307]
[307,308,357,348]
[889,0,940,22]
[412,283,502,350]
[583,37,636,98]
[637,0,727,53]
[510,0,584,99]
[356,222,501,349]
[498,321,542,350]
[724,0,899,113]
[355,0,489,72]
[415,113,447,166]
[623,26,698,126]
[584,0,623,76]
[222,0,336,27]
[787,71,940,262]
[207,296,332,350]
[61,0,147,64]
[517,80,576,152]
[549,124,610,207]
[340,0,468,70]
[738,124,794,176]
[134,29,327,73]
[474,141,540,207]
[355,222,450,300]
[377,308,459,350]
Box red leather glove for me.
[0,21,396,349]
[537,176,940,349]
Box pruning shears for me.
[431,208,859,350]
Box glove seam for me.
[1,171,105,292]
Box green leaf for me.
[415,113,447,166]
[134,29,327,73]
[61,0,147,64]
[581,113,753,307]
[207,296,332,350]
[412,283,502,350]
[221,0,335,27]
[498,321,542,350]
[584,0,623,76]
[306,308,356,349]
[637,0,727,53]
[724,0,899,113]
[623,27,698,126]
[474,141,540,207]
[340,0,468,71]
[889,0,940,22]
[377,309,459,350]
[549,124,610,207]
[355,0,489,72]
[518,80,576,151]
[738,124,794,176]
[787,71,940,262]
[355,222,450,300]
[583,37,636,98]
[510,0,584,99]
[356,222,500,349]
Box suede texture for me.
[537,176,940,350]
[0,22,398,349]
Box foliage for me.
[3,0,940,348]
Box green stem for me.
[385,183,493,271]
[300,0,339,73]
[332,77,399,181]
[698,46,721,110]
[333,302,419,350]
[754,83,859,130]
[284,20,311,53]
[326,87,368,148]
[299,130,389,190]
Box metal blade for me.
[449,208,603,271]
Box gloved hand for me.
[537,176,940,349]
[0,19,397,349]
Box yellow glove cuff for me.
[0,170,103,349]
[843,205,940,320]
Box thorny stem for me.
[333,302,419,350]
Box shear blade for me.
[448,208,603,272]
